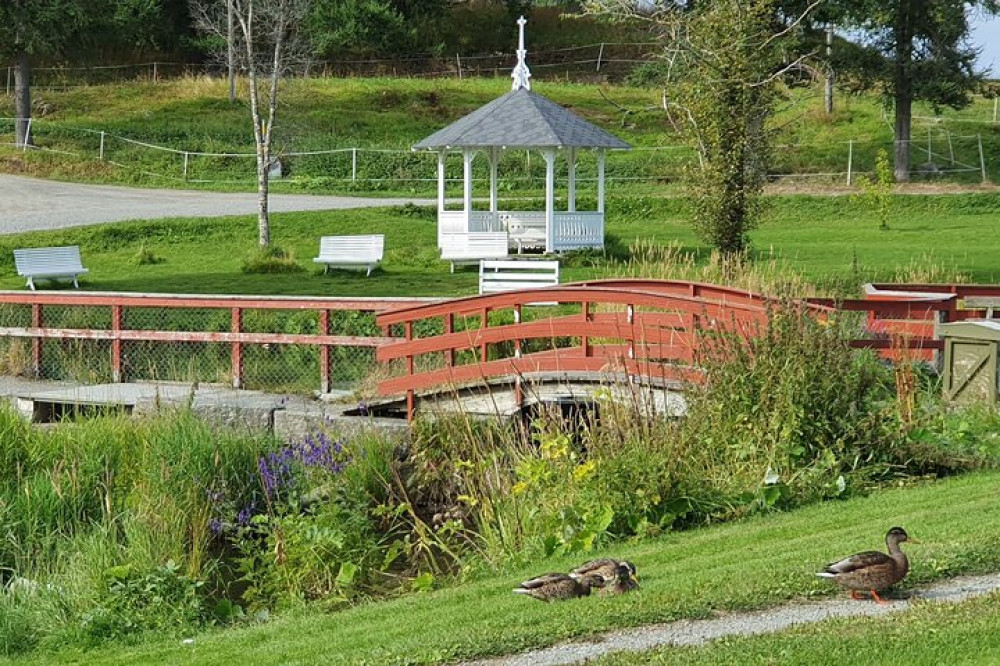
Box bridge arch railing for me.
[375,279,834,419]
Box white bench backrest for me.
[318,235,384,260]
[441,232,508,258]
[479,259,560,294]
[14,246,86,275]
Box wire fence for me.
[2,42,664,92]
[0,116,990,189]
[0,294,436,394]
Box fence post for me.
[846,139,854,186]
[231,307,243,389]
[405,321,414,422]
[456,53,463,79]
[111,304,123,383]
[596,43,605,72]
[183,152,189,181]
[994,97,998,123]
[22,118,31,152]
[99,131,105,160]
[978,134,987,184]
[31,304,43,379]
[318,309,330,394]
[352,148,357,182]
[153,62,158,83]
[5,67,10,95]
[947,130,954,164]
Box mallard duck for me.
[599,562,640,596]
[512,572,606,602]
[816,526,916,604]
[570,558,638,584]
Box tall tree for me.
[0,1,88,147]
[190,0,312,247]
[827,1,999,181]
[1,1,169,148]
[584,0,817,256]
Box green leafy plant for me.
[853,148,895,230]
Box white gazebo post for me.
[544,149,556,253]
[489,147,499,218]
[437,151,447,244]
[567,148,577,213]
[463,150,474,230]
[597,149,606,214]
[437,152,447,210]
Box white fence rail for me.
[0,116,993,186]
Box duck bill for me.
[907,537,922,544]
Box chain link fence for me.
[0,296,431,395]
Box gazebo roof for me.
[412,88,631,151]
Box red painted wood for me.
[231,308,243,389]
[377,320,696,362]
[319,310,331,394]
[0,291,431,311]
[0,327,396,347]
[111,304,123,382]
[31,304,42,379]
[379,354,703,395]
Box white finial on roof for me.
[511,15,532,91]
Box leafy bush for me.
[81,561,207,644]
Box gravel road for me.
[0,173,436,235]
[463,573,1000,666]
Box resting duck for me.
[512,572,606,602]
[570,558,638,584]
[816,526,916,603]
[599,562,640,596]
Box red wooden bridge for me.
[376,279,999,420]
[0,280,996,422]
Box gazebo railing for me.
[553,212,603,251]
[438,210,605,253]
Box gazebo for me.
[413,17,631,255]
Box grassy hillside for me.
[8,468,1000,666]
[1,76,998,193]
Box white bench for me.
[13,246,89,290]
[440,232,508,272]
[479,259,560,295]
[313,234,384,277]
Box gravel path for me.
[463,573,1000,666]
[0,173,436,235]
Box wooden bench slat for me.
[440,232,508,272]
[13,246,89,290]
[479,259,559,296]
[313,234,384,277]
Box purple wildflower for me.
[237,502,256,526]
[209,518,224,535]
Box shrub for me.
[131,242,164,266]
[241,245,305,274]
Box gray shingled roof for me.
[413,88,631,151]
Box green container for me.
[940,320,1000,403]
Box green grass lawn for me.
[8,469,1000,666]
[0,193,998,297]
[597,592,1000,665]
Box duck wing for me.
[519,573,573,589]
[823,550,892,575]
[571,558,618,579]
